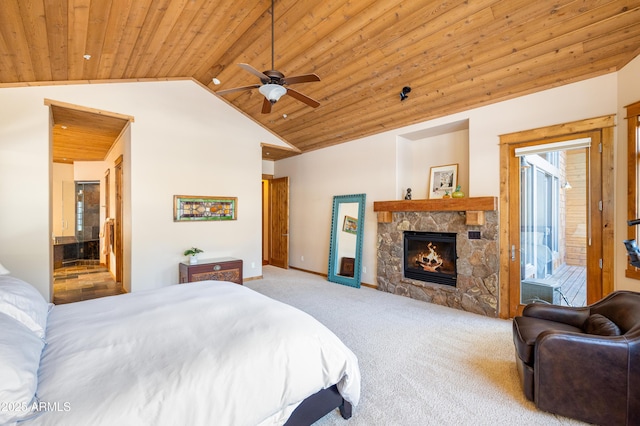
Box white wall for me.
[0,80,284,299]
[74,161,106,181]
[275,136,396,284]
[262,160,275,175]
[616,54,640,292]
[0,95,50,295]
[398,129,469,199]
[276,71,620,287]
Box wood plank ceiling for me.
[50,104,131,163]
[2,0,639,162]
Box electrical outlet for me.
[251,262,255,268]
[363,266,367,273]
[301,255,304,262]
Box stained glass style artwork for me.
[174,196,237,221]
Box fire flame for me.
[416,242,443,272]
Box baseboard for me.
[290,266,327,277]
[244,275,263,282]
[289,266,377,288]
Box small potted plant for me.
[183,247,203,264]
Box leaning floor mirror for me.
[328,193,366,288]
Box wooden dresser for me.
[179,257,243,285]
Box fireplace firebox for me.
[404,231,457,286]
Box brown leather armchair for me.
[512,290,640,425]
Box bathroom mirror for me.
[328,193,366,288]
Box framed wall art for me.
[428,164,458,199]
[174,195,237,221]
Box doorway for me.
[499,116,615,318]
[262,175,290,269]
[517,143,588,307]
[48,100,132,303]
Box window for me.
[626,100,640,279]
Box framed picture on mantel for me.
[428,164,458,199]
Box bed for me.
[0,275,360,426]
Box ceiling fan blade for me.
[238,63,270,82]
[216,84,260,96]
[283,73,321,85]
[286,88,320,108]
[261,98,273,114]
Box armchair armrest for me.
[534,331,631,425]
[523,303,589,328]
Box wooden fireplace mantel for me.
[373,197,498,225]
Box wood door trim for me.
[262,177,272,266]
[601,126,615,295]
[626,101,640,279]
[499,115,615,318]
[44,98,135,122]
[499,115,615,145]
[587,131,603,303]
[114,155,123,284]
[104,168,110,271]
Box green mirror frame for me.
[327,193,366,288]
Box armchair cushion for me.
[583,313,621,336]
[513,315,582,365]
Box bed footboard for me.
[284,384,352,425]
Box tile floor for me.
[53,264,125,304]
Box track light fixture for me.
[400,86,411,101]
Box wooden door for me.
[270,177,289,269]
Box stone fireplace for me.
[374,198,499,317]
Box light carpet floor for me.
[245,266,588,426]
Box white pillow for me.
[0,261,9,275]
[0,312,44,424]
[0,276,50,339]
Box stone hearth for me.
[376,209,499,316]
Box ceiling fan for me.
[215,0,321,114]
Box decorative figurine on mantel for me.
[452,185,465,198]
[405,188,412,200]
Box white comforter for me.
[27,281,360,426]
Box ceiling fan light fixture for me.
[259,84,287,103]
